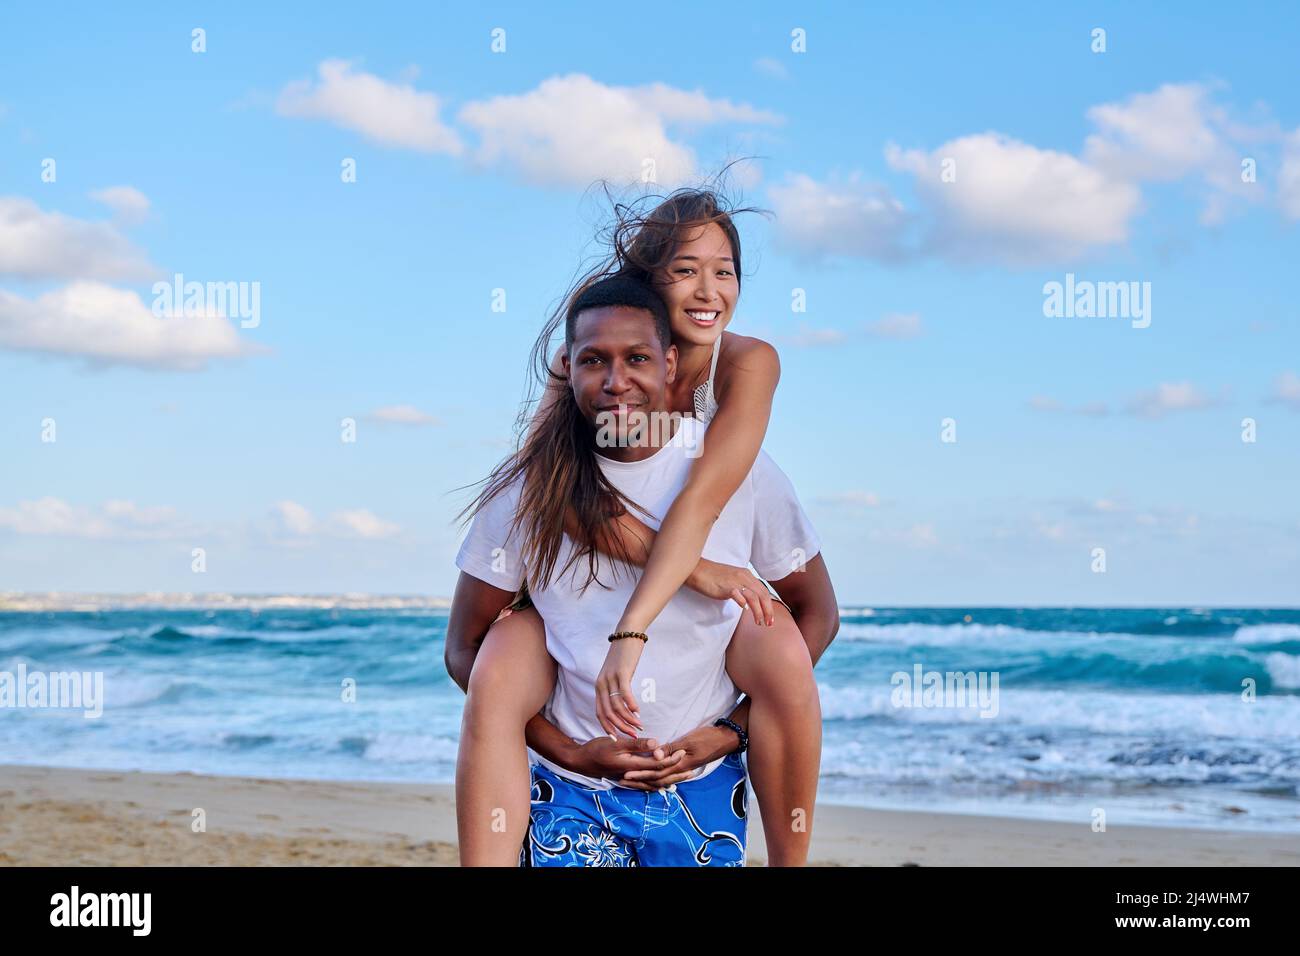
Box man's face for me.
[563,306,678,441]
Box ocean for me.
[2,604,1297,832]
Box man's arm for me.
[444,571,586,771]
[444,570,516,692]
[723,552,839,735]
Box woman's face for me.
[655,221,738,348]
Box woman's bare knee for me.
[726,603,815,699]
[466,607,556,719]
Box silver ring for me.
[609,691,622,698]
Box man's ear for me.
[664,343,678,384]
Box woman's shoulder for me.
[717,330,781,385]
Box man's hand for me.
[617,721,737,790]
[567,734,686,781]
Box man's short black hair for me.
[565,274,671,353]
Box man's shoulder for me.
[747,447,797,498]
[468,471,525,525]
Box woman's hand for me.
[568,735,685,781]
[617,723,735,790]
[685,559,776,627]
[594,637,648,737]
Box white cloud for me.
[334,509,400,539]
[1124,381,1218,419]
[884,133,1140,264]
[1035,384,1223,420]
[0,497,183,539]
[276,59,464,154]
[1034,519,1068,541]
[768,173,910,261]
[0,196,158,281]
[458,73,779,187]
[0,280,270,371]
[1082,82,1258,225]
[866,312,923,339]
[784,324,846,348]
[270,501,399,541]
[89,185,151,224]
[772,83,1300,265]
[818,490,882,508]
[1083,83,1224,182]
[626,82,780,127]
[366,404,440,426]
[275,66,779,188]
[1028,396,1112,416]
[273,500,316,536]
[1266,370,1300,409]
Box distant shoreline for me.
[0,593,452,612]
[3,593,1298,612]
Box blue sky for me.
[1,1,1297,604]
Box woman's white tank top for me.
[691,336,722,424]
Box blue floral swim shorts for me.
[520,752,748,867]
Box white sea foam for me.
[1233,624,1300,644]
[1264,652,1300,689]
[818,682,1300,739]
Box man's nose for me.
[604,361,633,393]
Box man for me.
[446,274,836,866]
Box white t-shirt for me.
[454,415,821,789]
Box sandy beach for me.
[2,763,1296,866]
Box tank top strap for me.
[706,334,722,385]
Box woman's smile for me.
[685,309,720,327]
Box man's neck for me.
[670,338,716,405]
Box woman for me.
[455,178,826,866]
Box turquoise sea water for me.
[1,605,1297,831]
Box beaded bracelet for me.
[608,630,649,643]
[713,716,748,754]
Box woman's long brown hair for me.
[455,162,770,594]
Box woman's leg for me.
[725,601,821,866]
[455,605,556,866]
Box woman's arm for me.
[614,338,781,634]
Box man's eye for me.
[629,354,649,362]
[718,270,734,278]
